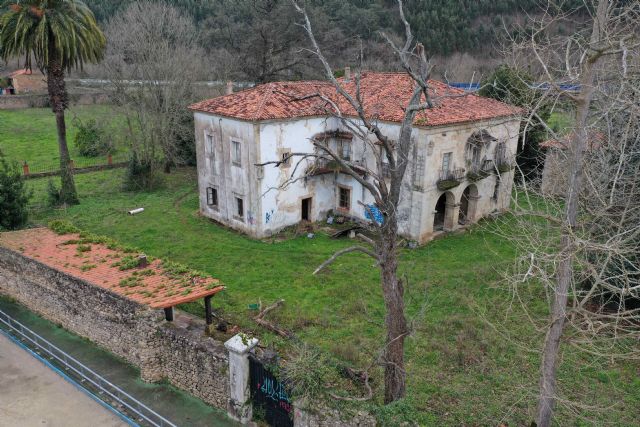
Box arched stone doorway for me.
[433,191,456,231]
[458,184,479,225]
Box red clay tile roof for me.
[0,228,224,309]
[8,68,41,77]
[189,72,521,127]
[540,131,606,150]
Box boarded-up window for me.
[206,187,218,207]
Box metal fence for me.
[248,354,293,427]
[22,152,129,177]
[0,309,177,427]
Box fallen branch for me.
[328,370,373,402]
[313,245,379,275]
[254,299,293,338]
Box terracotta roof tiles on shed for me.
[0,228,224,309]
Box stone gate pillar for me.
[224,334,259,424]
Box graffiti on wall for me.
[265,209,275,224]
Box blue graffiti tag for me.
[265,209,275,224]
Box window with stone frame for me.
[235,196,244,220]
[338,138,351,161]
[442,152,452,172]
[205,133,216,174]
[206,187,218,208]
[280,149,291,168]
[231,139,242,166]
[338,186,351,210]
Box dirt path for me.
[0,333,129,427]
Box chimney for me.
[225,81,233,95]
[344,66,351,81]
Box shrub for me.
[0,153,31,230]
[73,119,113,157]
[46,179,63,207]
[124,150,161,191]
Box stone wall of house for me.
[0,246,229,409]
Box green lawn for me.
[23,168,640,426]
[0,105,123,168]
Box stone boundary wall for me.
[0,246,229,409]
[0,245,375,426]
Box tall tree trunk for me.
[47,41,79,205]
[535,3,606,424]
[379,217,408,403]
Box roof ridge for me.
[252,82,277,121]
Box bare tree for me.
[103,1,207,187]
[494,1,640,425]
[265,0,443,404]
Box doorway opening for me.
[434,193,447,230]
[458,184,478,225]
[301,197,312,221]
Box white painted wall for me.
[194,110,521,243]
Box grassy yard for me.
[22,168,640,426]
[0,105,123,167]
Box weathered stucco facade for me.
[193,111,520,244]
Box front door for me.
[301,198,312,221]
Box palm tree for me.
[0,0,105,204]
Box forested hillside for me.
[79,0,587,82]
[84,0,544,56]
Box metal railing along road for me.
[0,309,177,427]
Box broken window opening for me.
[338,187,351,211]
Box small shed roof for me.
[0,228,224,309]
[8,68,43,78]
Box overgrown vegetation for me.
[0,106,124,166]
[0,151,30,230]
[73,119,113,157]
[23,168,640,425]
[480,65,551,180]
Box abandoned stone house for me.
[5,68,47,94]
[188,72,521,244]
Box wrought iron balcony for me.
[306,157,367,177]
[494,156,515,174]
[466,160,494,181]
[436,168,465,191]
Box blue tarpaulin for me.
[364,204,384,224]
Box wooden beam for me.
[204,295,213,325]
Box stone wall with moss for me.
[0,246,229,409]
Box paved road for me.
[0,333,129,427]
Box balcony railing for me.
[494,156,515,174]
[466,160,494,181]
[306,157,367,177]
[436,168,465,191]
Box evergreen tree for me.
[480,65,550,180]
[0,152,30,230]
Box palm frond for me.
[0,0,105,71]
